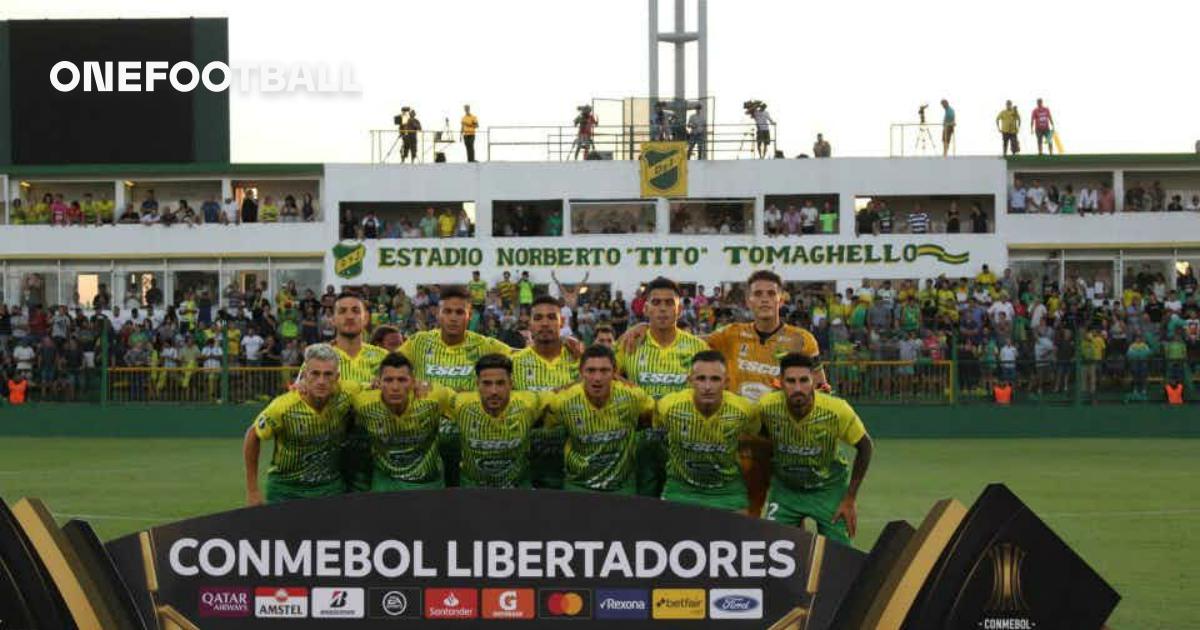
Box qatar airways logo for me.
[49,61,362,94]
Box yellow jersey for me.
[616,329,709,400]
[546,382,654,491]
[757,391,866,490]
[654,390,760,490]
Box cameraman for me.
[572,105,598,160]
[687,104,707,160]
[749,102,774,159]
[401,109,422,163]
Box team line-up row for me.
[243,273,872,545]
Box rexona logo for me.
[369,588,421,619]
[311,587,365,619]
[595,589,650,620]
[538,589,592,619]
[254,587,307,618]
[481,588,535,620]
[652,588,706,620]
[709,588,764,620]
[424,588,478,619]
[198,587,251,618]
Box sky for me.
[6,0,1200,163]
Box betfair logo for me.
[651,588,705,620]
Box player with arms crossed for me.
[655,350,760,511]
[757,353,873,545]
[329,292,390,492]
[512,295,580,489]
[244,344,358,505]
[352,352,456,491]
[545,345,655,494]
[615,276,710,497]
[448,353,550,488]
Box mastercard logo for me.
[538,589,592,619]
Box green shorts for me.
[762,478,852,546]
[635,428,667,498]
[529,426,566,490]
[563,473,637,495]
[438,418,462,488]
[370,469,444,493]
[265,476,344,504]
[340,425,373,493]
[661,477,748,513]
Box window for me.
[10,271,59,309]
[274,268,323,310]
[570,200,656,234]
[854,195,994,235]
[172,271,219,308]
[493,200,563,237]
[1010,172,1111,214]
[339,201,474,239]
[126,180,222,223]
[1064,261,1114,304]
[233,179,320,222]
[1117,172,1200,212]
[1011,259,1062,297]
[121,272,165,310]
[764,195,839,236]
[669,199,753,235]
[1123,259,1174,298]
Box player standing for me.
[243,344,356,504]
[655,350,760,511]
[757,353,873,545]
[511,295,580,489]
[615,276,710,497]
[398,286,514,486]
[448,353,549,488]
[352,353,455,491]
[546,345,654,494]
[330,292,390,492]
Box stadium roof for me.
[1,162,323,177]
[1007,153,1200,168]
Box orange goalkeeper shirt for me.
[706,322,821,402]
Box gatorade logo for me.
[538,589,592,619]
[482,588,534,620]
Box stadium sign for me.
[329,236,980,286]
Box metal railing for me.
[106,366,299,404]
[369,123,777,164]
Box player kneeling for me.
[353,353,454,491]
[757,353,873,545]
[243,344,356,505]
[546,345,654,494]
[656,350,760,512]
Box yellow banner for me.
[640,141,688,198]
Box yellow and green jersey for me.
[467,280,488,305]
[351,386,455,484]
[449,391,549,488]
[333,342,390,385]
[654,390,760,490]
[616,329,709,400]
[657,388,758,492]
[546,382,654,491]
[757,391,866,490]
[511,346,579,391]
[399,330,512,392]
[253,387,357,485]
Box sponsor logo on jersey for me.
[595,589,649,620]
[198,587,251,618]
[737,357,780,376]
[311,587,365,618]
[482,588,535,619]
[425,364,474,378]
[538,589,592,619]
[652,588,706,619]
[254,587,307,618]
[424,588,478,619]
[708,589,763,619]
[369,588,421,618]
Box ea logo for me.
[382,591,408,616]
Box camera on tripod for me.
[918,103,929,125]
[743,99,766,116]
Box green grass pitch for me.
[0,437,1194,628]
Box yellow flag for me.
[640,142,688,198]
[1052,131,1065,155]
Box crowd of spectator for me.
[3,263,1198,405]
[341,206,474,240]
[855,200,990,235]
[1009,178,1200,215]
[9,189,320,226]
[764,200,838,235]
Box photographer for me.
[401,108,422,163]
[572,105,598,160]
[746,101,774,159]
[687,104,707,160]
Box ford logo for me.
[714,595,759,612]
